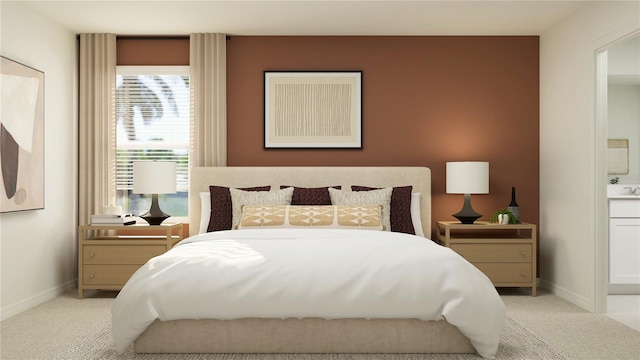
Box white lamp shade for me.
[446,161,489,194]
[133,161,177,194]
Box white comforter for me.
[112,229,505,358]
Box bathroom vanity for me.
[608,186,640,294]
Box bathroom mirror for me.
[607,139,629,174]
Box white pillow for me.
[411,192,425,237]
[199,192,210,234]
[229,187,294,228]
[329,187,392,231]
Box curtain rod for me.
[118,35,231,40]
[117,35,189,40]
[75,35,231,40]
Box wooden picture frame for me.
[1,56,45,212]
[607,139,629,175]
[264,71,362,149]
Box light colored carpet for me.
[501,291,640,359]
[3,289,639,359]
[46,316,566,360]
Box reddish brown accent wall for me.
[227,36,539,238]
[116,38,189,65]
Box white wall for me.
[608,84,640,183]
[0,2,78,320]
[540,1,639,311]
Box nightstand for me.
[436,220,537,296]
[78,222,183,298]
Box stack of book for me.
[91,214,136,225]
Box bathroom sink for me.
[608,184,640,197]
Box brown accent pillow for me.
[207,185,271,232]
[351,185,415,235]
[279,186,342,205]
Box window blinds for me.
[115,66,190,203]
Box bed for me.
[111,166,505,358]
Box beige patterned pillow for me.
[328,187,392,231]
[229,187,294,228]
[238,205,383,230]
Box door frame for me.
[594,30,640,313]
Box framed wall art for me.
[1,56,45,213]
[264,71,362,149]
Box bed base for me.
[134,318,475,354]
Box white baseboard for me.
[539,278,594,312]
[1,279,76,321]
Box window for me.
[115,66,190,218]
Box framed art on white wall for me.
[0,56,45,213]
[264,71,362,149]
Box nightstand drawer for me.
[83,265,141,285]
[451,244,531,262]
[83,245,165,264]
[474,263,532,283]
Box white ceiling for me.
[17,0,589,36]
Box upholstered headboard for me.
[189,167,431,237]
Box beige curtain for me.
[78,34,117,225]
[189,33,227,167]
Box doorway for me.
[595,32,640,323]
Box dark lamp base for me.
[452,213,482,224]
[140,213,170,226]
[452,193,482,224]
[140,193,171,225]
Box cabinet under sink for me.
[608,197,640,294]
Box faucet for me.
[624,186,640,195]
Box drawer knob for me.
[90,253,95,257]
[521,272,525,276]
[90,274,95,278]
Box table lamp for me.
[133,161,177,225]
[446,161,489,224]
